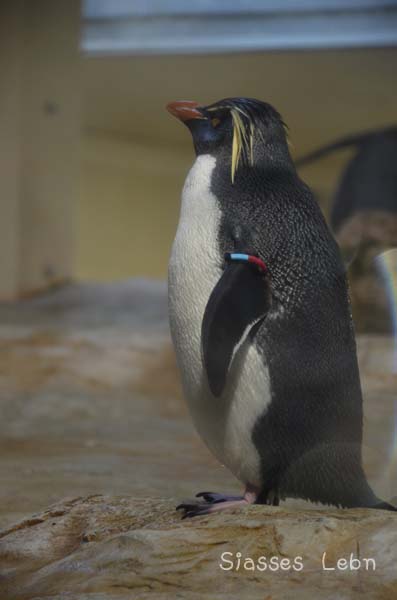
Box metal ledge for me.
[83,0,397,55]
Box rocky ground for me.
[2,495,397,600]
[0,281,396,599]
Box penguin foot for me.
[195,491,243,504]
[176,487,258,519]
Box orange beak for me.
[166,100,205,122]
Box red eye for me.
[211,117,221,128]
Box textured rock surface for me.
[0,281,396,599]
[1,495,397,600]
[0,281,239,529]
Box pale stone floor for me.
[0,281,396,529]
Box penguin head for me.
[167,97,291,183]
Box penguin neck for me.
[259,138,295,172]
[210,137,295,184]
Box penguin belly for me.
[168,154,271,488]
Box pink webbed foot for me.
[176,487,258,519]
[195,491,243,504]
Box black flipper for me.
[201,260,270,397]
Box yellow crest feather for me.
[230,107,255,184]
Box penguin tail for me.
[371,500,397,512]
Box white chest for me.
[168,155,270,488]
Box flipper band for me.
[225,252,267,272]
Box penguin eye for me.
[211,117,221,128]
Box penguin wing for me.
[201,261,270,397]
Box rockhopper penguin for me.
[296,126,397,333]
[166,97,396,518]
[295,125,397,235]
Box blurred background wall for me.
[1,0,396,292]
[0,0,80,299]
[80,49,397,279]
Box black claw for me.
[176,503,197,512]
[195,492,223,504]
[177,503,194,512]
[182,510,200,520]
[176,502,212,519]
[177,490,244,518]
